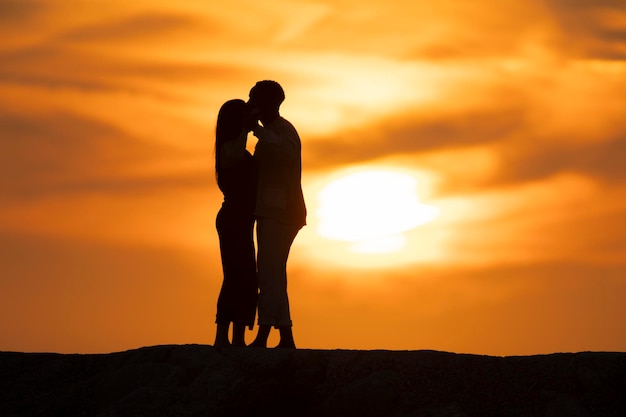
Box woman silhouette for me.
[213,99,258,348]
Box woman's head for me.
[216,99,247,143]
[215,99,247,176]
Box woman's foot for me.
[213,322,231,349]
[231,323,247,347]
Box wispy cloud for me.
[305,106,522,170]
[61,13,207,42]
[0,109,199,200]
[543,0,626,59]
[0,0,48,25]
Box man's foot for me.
[248,324,271,348]
[248,338,267,348]
[213,339,231,350]
[276,326,296,349]
[275,340,296,349]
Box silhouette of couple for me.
[214,81,306,349]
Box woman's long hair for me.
[215,99,247,182]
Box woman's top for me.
[217,151,258,216]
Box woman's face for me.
[218,100,246,140]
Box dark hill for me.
[2,345,625,416]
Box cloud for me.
[0,3,263,97]
[493,135,626,186]
[279,0,548,60]
[542,0,626,58]
[0,0,48,24]
[0,41,254,95]
[0,109,211,202]
[62,13,208,42]
[302,52,626,193]
[306,108,626,192]
[305,106,522,170]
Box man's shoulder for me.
[271,116,298,134]
[267,117,300,146]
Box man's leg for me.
[256,218,293,326]
[252,218,298,347]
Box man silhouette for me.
[246,80,306,349]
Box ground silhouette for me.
[2,345,626,416]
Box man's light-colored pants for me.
[256,217,300,327]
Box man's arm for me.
[252,125,284,145]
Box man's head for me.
[247,80,284,124]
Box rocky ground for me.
[1,344,625,417]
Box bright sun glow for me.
[316,170,440,253]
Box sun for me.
[315,170,440,253]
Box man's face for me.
[249,92,276,123]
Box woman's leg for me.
[232,323,246,347]
[216,212,257,344]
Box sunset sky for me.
[1,0,625,355]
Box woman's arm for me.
[219,129,248,168]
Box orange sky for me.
[1,0,626,355]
